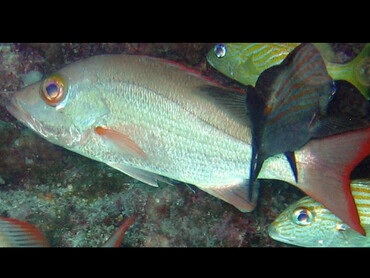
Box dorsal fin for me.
[196,84,250,127]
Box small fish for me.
[0,217,50,247]
[102,214,137,247]
[6,54,370,234]
[207,43,370,99]
[246,43,336,201]
[0,215,136,247]
[268,180,370,247]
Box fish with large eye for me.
[40,74,68,106]
[292,207,314,226]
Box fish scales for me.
[6,54,370,231]
[269,180,370,247]
[207,43,369,99]
[74,56,253,187]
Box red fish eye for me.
[40,74,67,106]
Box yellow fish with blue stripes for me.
[268,179,370,247]
[207,43,370,99]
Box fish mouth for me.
[6,95,45,136]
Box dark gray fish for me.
[246,43,336,200]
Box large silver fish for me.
[5,54,370,235]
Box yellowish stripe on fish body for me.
[352,181,370,225]
[250,43,299,72]
[269,180,370,247]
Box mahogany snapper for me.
[5,54,370,235]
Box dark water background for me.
[0,43,368,247]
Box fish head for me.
[206,43,242,80]
[6,60,110,150]
[268,196,354,247]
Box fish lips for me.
[6,94,46,137]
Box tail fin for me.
[296,127,370,235]
[326,43,369,99]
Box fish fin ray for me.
[197,85,251,126]
[297,127,370,236]
[108,163,163,187]
[246,44,335,188]
[310,114,370,139]
[95,126,147,159]
[198,180,259,212]
[312,43,336,62]
[245,84,266,201]
[285,151,298,183]
[0,217,49,247]
[327,43,370,99]
[248,143,263,201]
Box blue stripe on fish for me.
[246,43,335,201]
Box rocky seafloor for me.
[0,43,369,247]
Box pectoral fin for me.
[95,126,147,158]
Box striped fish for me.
[268,179,370,247]
[0,217,50,247]
[207,43,370,99]
[246,43,336,200]
[0,215,136,247]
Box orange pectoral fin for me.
[95,126,147,159]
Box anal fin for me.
[199,179,259,212]
[108,163,164,187]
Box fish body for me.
[6,54,370,234]
[0,215,136,247]
[207,43,370,99]
[245,43,336,197]
[0,217,49,247]
[269,180,370,247]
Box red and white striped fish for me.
[0,215,136,247]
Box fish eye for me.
[292,207,314,226]
[40,74,67,106]
[214,44,227,58]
